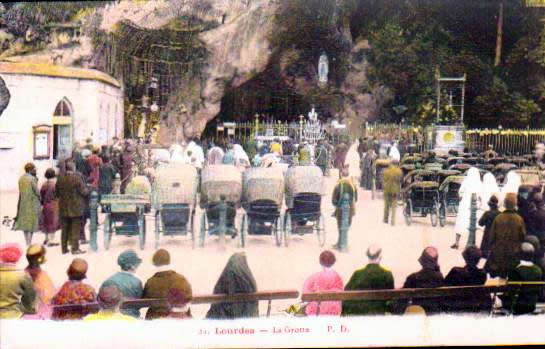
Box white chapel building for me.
[0,62,124,191]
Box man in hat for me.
[0,243,37,318]
[382,158,402,226]
[120,143,134,194]
[100,249,143,318]
[485,193,526,279]
[443,246,491,313]
[332,166,358,249]
[342,245,395,316]
[84,285,135,321]
[56,162,89,254]
[500,242,543,315]
[143,249,192,320]
[401,246,445,314]
[51,258,96,320]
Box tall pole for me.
[461,74,466,125]
[435,68,441,124]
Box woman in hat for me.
[478,195,501,258]
[40,168,60,246]
[14,163,41,246]
[206,252,258,319]
[0,243,37,318]
[302,250,343,316]
[23,244,56,319]
[51,258,96,320]
[100,249,143,318]
[84,285,135,321]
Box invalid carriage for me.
[283,165,326,247]
[101,176,151,250]
[199,165,242,246]
[240,167,284,247]
[152,163,198,249]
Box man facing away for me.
[342,245,395,316]
[55,162,89,255]
[332,166,357,250]
[382,158,402,226]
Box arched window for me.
[53,98,72,117]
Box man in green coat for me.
[342,245,395,315]
[382,159,402,225]
[14,163,41,246]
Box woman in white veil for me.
[481,172,500,211]
[451,167,482,249]
[501,170,521,204]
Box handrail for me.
[51,290,300,317]
[301,283,545,302]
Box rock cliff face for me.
[2,0,382,140]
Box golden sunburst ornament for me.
[443,132,455,144]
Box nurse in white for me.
[451,167,482,249]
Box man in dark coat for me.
[400,246,445,314]
[500,243,543,315]
[485,193,526,279]
[143,249,192,320]
[443,247,492,313]
[98,156,117,197]
[342,245,394,315]
[55,162,89,255]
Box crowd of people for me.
[1,239,541,320]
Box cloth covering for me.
[233,144,250,167]
[207,146,225,165]
[501,171,522,204]
[206,253,258,319]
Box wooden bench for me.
[301,282,545,315]
[51,289,300,318]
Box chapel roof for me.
[0,62,121,88]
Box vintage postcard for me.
[1,0,544,348]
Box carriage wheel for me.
[104,214,112,250]
[190,210,196,249]
[138,212,146,250]
[316,214,326,247]
[274,216,282,247]
[154,211,161,250]
[240,214,247,248]
[199,212,207,248]
[430,204,439,227]
[284,213,292,247]
[439,202,446,227]
[404,201,412,226]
